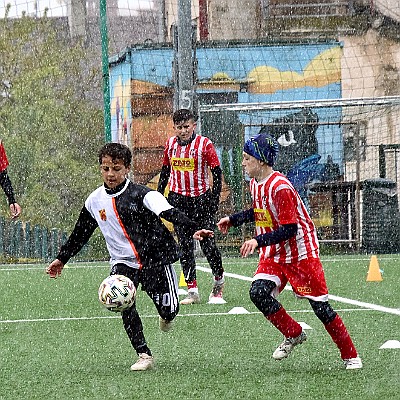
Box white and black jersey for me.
[57,179,198,270]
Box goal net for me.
[199,96,400,251]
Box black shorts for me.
[110,263,179,317]
[167,190,216,229]
[110,262,179,324]
[111,263,175,292]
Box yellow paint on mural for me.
[247,46,342,94]
[248,67,304,93]
[303,47,342,87]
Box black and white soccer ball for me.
[98,274,136,312]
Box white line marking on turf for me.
[0,262,399,325]
[327,294,400,316]
[0,264,109,272]
[0,308,379,324]
[197,265,400,316]
[1,254,400,271]
[0,316,120,323]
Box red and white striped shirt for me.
[0,140,9,172]
[162,134,220,197]
[250,171,319,263]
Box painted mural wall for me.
[109,42,343,198]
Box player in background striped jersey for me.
[217,133,362,370]
[0,139,21,219]
[158,109,225,305]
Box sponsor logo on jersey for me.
[171,157,195,171]
[254,208,273,228]
[99,209,107,221]
[296,286,312,294]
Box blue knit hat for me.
[243,133,279,166]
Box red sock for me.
[324,315,358,359]
[187,280,197,290]
[266,307,303,338]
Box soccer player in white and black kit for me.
[158,109,225,305]
[46,143,213,371]
[217,133,362,370]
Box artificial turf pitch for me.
[0,255,399,399]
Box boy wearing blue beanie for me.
[217,133,362,370]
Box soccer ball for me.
[98,274,136,312]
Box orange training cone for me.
[179,271,187,287]
[366,255,383,282]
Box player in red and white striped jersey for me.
[250,169,320,264]
[0,139,21,219]
[158,109,225,305]
[217,133,362,370]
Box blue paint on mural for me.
[109,42,344,204]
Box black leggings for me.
[168,190,224,282]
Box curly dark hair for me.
[98,142,132,167]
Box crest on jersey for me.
[99,209,107,221]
